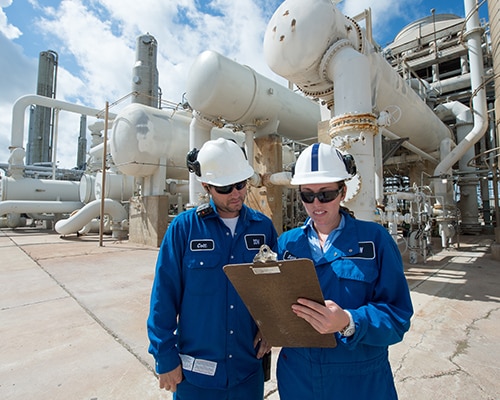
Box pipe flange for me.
[462,26,484,41]
[296,39,355,99]
[297,39,355,98]
[329,113,379,136]
[345,15,364,53]
[319,39,355,84]
[296,84,334,98]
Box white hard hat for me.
[187,138,254,186]
[290,143,355,185]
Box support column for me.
[246,135,283,234]
[129,195,170,247]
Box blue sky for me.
[0,0,489,169]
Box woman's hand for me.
[291,298,350,334]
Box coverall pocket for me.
[184,253,222,295]
[332,260,378,305]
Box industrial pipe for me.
[433,0,488,186]
[0,200,83,216]
[10,94,116,151]
[54,198,128,238]
[1,176,80,202]
[431,0,488,246]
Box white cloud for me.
[33,0,135,105]
[0,0,21,39]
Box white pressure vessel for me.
[110,103,192,178]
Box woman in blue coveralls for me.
[147,138,277,399]
[276,143,413,399]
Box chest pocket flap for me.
[333,259,378,283]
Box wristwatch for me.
[340,310,355,337]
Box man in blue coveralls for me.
[147,137,278,399]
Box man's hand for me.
[158,365,183,392]
[291,298,350,334]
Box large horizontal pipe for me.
[1,176,80,202]
[0,200,83,216]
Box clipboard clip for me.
[253,244,277,264]
[252,245,280,275]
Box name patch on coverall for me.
[190,239,215,251]
[343,241,376,259]
[283,250,297,260]
[244,234,265,250]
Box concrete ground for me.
[1,228,499,400]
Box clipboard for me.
[223,254,337,348]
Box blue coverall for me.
[147,200,277,399]
[276,209,413,399]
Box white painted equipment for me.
[110,103,192,178]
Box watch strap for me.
[340,310,355,337]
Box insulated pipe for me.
[10,95,116,151]
[326,44,372,115]
[434,101,471,123]
[434,101,479,228]
[266,171,294,188]
[325,43,377,220]
[78,219,110,235]
[433,0,488,201]
[54,198,128,236]
[0,162,85,178]
[0,200,83,216]
[430,70,492,94]
[374,133,384,205]
[0,176,80,202]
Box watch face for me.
[342,327,355,337]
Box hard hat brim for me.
[290,172,351,185]
[197,164,254,186]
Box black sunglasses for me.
[300,188,343,204]
[211,180,247,195]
